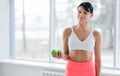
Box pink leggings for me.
[66,59,95,76]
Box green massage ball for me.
[51,49,57,57]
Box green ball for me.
[51,49,57,57]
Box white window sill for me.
[101,69,120,76]
[0,59,66,71]
[0,59,120,76]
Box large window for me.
[15,0,50,61]
[13,0,120,69]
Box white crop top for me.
[68,27,95,52]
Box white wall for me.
[0,60,65,76]
[0,62,43,76]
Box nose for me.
[78,13,84,19]
[79,13,84,17]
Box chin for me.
[79,21,84,24]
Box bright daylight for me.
[0,0,120,76]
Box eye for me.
[78,11,81,13]
[84,12,87,14]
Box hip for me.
[66,59,95,72]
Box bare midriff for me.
[69,50,93,62]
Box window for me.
[15,0,50,61]
[13,0,120,69]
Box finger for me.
[59,52,62,58]
[59,52,62,59]
[56,54,58,58]
[58,52,60,58]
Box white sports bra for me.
[68,27,95,52]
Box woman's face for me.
[77,6,93,24]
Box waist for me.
[69,50,93,62]
[69,49,93,52]
[67,58,93,64]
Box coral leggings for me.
[66,59,95,76]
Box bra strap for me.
[71,27,74,32]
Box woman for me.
[55,2,101,76]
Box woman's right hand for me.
[53,51,62,59]
[54,52,69,60]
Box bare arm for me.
[62,27,71,60]
[53,27,71,59]
[94,30,101,76]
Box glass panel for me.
[15,0,50,61]
[91,0,115,68]
[116,7,120,69]
[54,0,115,67]
[55,0,76,49]
[53,0,76,63]
[118,17,120,69]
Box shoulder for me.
[63,27,71,33]
[93,29,101,41]
[93,29,101,36]
[63,25,76,34]
[63,26,72,39]
[63,27,72,36]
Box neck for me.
[77,22,89,30]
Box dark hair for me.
[77,2,93,13]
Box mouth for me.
[79,17,84,21]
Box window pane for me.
[53,0,76,63]
[91,0,115,68]
[15,0,50,61]
[54,0,115,67]
[118,33,120,69]
[118,19,120,69]
[55,0,76,49]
